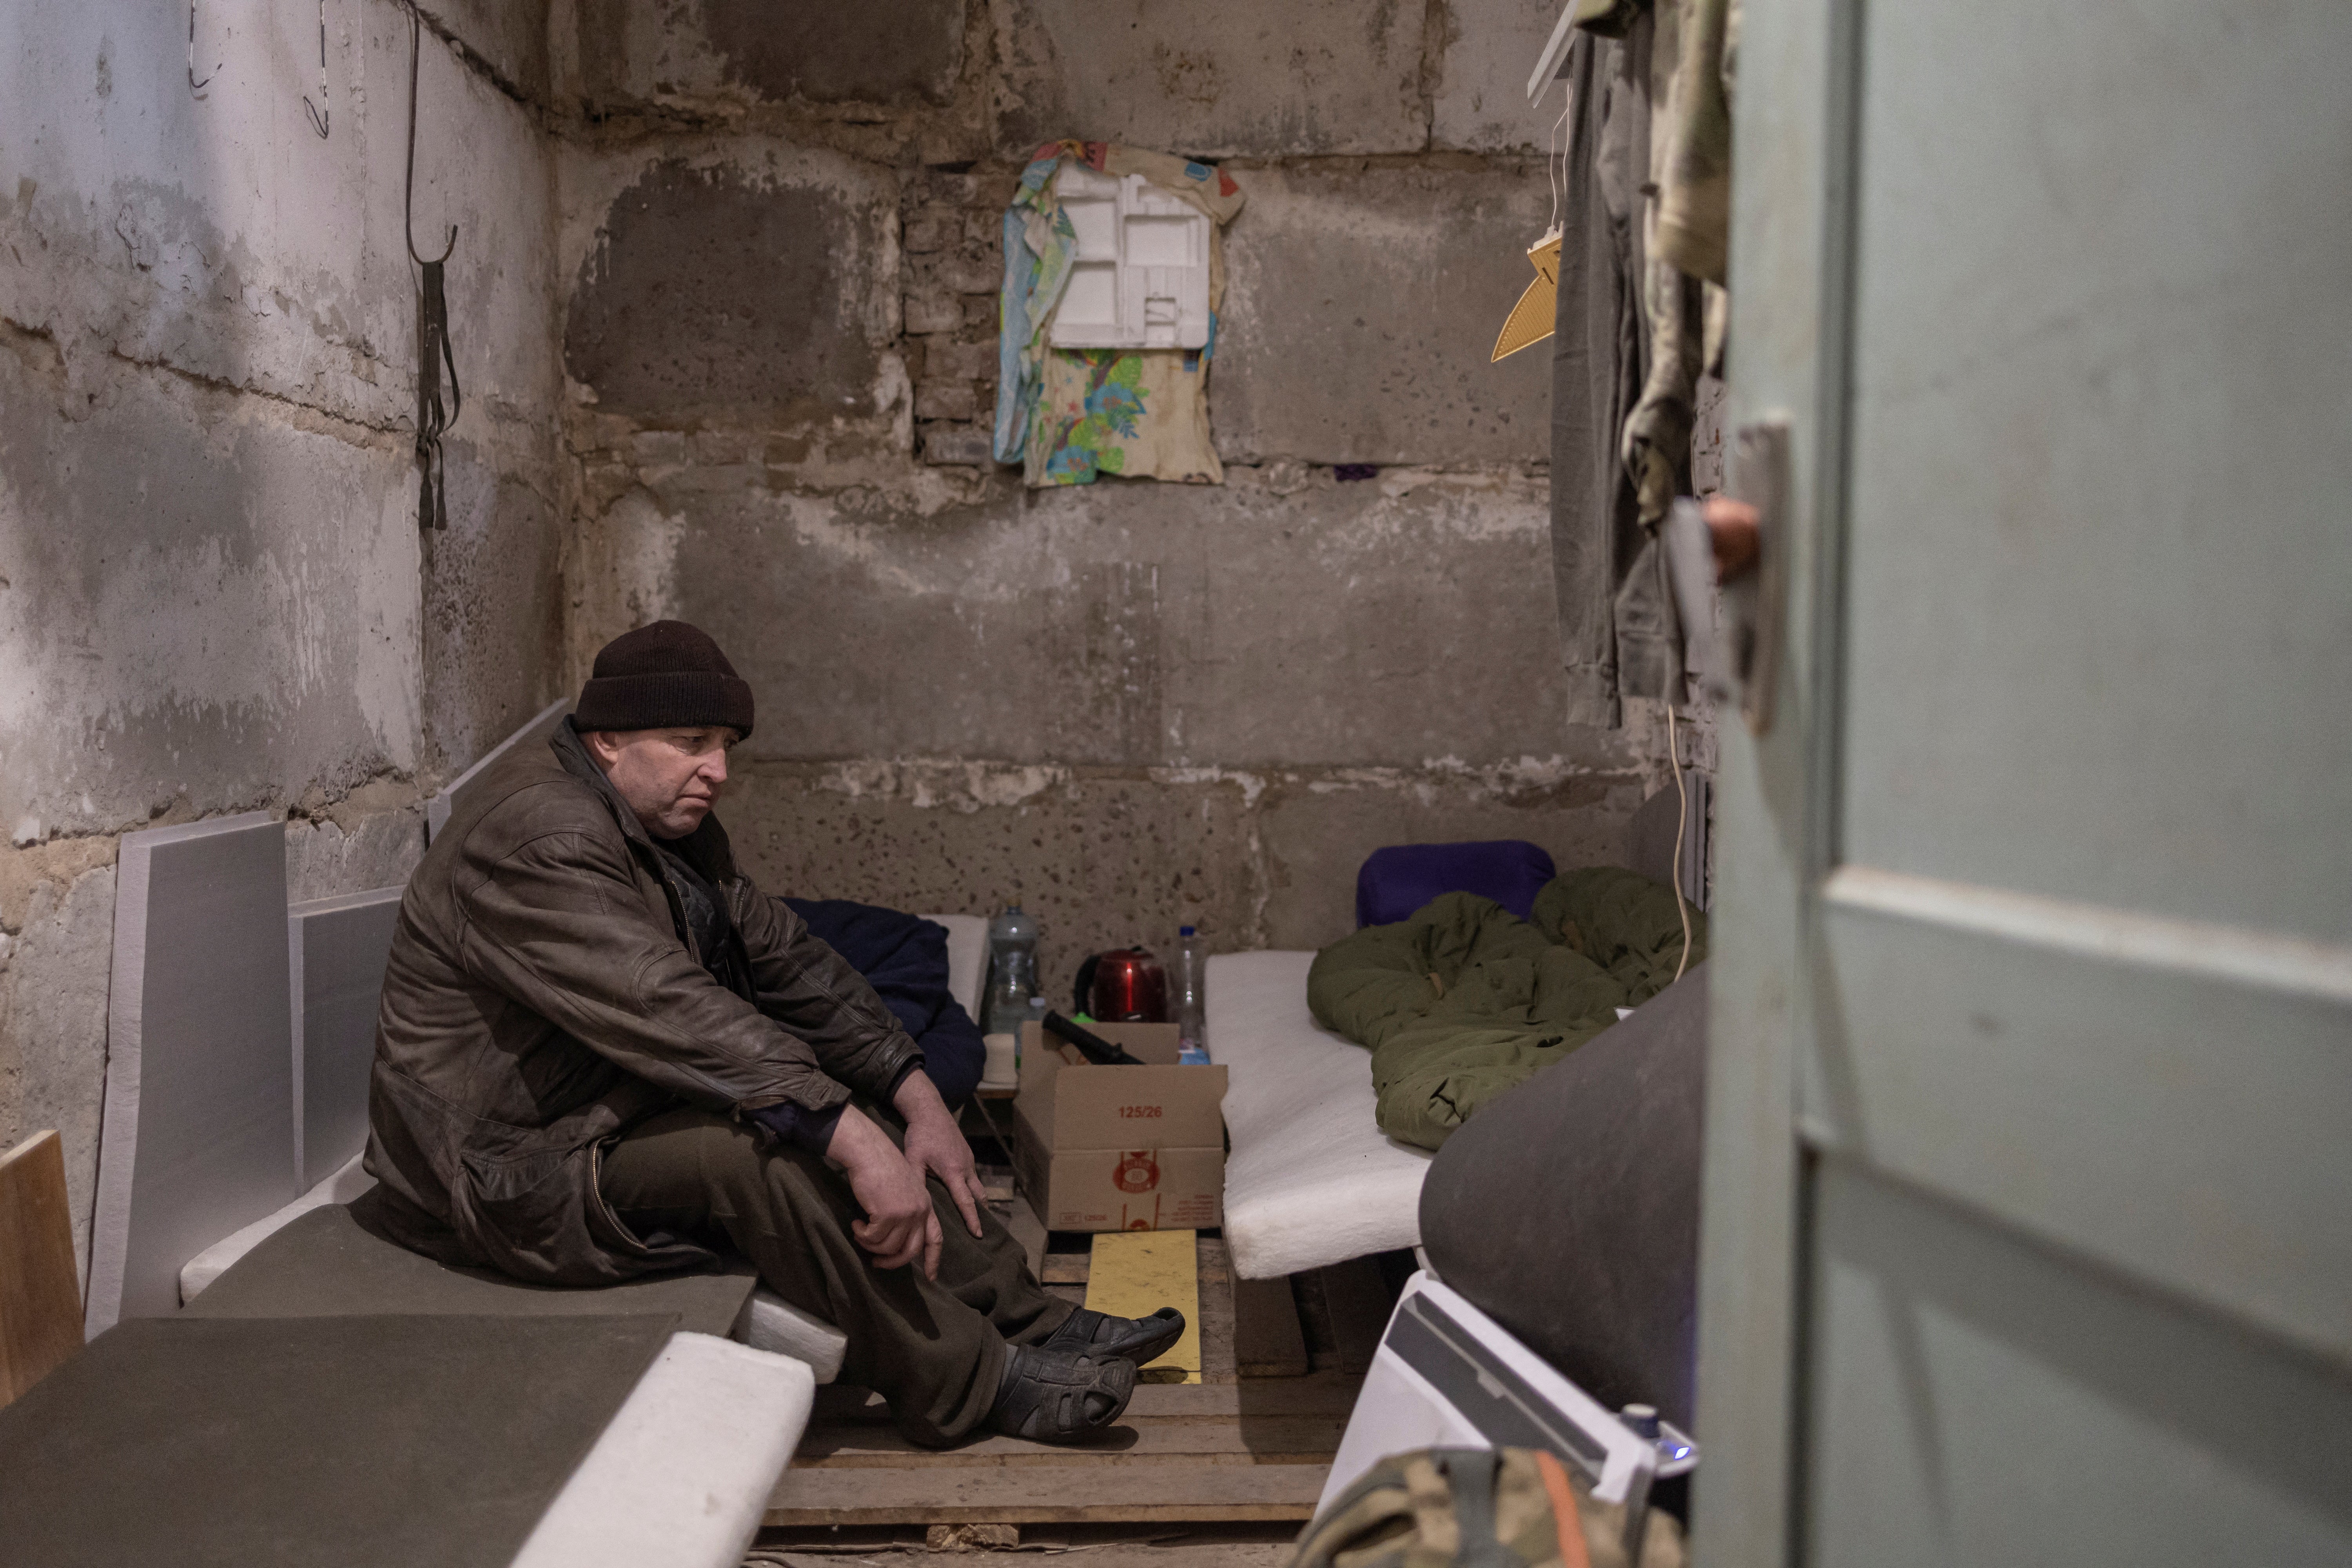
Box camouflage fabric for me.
[1586,0,1736,525]
[1307,869,1706,1150]
[1284,1447,1685,1568]
[1656,0,1736,287]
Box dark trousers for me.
[598,1106,1071,1445]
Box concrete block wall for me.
[0,2,567,1271]
[1,0,1702,1269]
[549,0,1685,999]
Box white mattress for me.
[1207,951,1433,1279]
[509,1330,812,1568]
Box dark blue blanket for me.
[781,898,986,1111]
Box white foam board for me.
[289,887,404,1191]
[922,912,987,1022]
[88,813,296,1336]
[426,697,568,842]
[1046,165,1212,351]
[737,1288,848,1383]
[508,1332,813,1568]
[178,1151,375,1305]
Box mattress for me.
[182,1152,848,1379]
[1206,951,1433,1279]
[0,1311,676,1567]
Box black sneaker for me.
[987,1344,1136,1443]
[1044,1305,1187,1368]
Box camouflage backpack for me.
[1285,1447,1684,1568]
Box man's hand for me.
[894,1069,987,1240]
[826,1106,942,1279]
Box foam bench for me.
[0,1305,813,1568]
[1205,951,1435,1280]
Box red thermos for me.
[1087,947,1170,1023]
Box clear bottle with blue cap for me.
[1175,924,1209,1064]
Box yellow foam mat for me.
[1083,1230,1201,1384]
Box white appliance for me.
[1319,1272,1696,1559]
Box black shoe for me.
[1044,1305,1187,1368]
[987,1344,1136,1443]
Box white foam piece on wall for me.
[1207,950,1433,1281]
[508,1332,813,1568]
[426,696,568,842]
[289,886,405,1191]
[1045,165,1212,351]
[88,812,297,1336]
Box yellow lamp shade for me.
[1492,230,1563,363]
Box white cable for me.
[1668,706,1694,983]
[1545,91,1573,238]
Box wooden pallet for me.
[764,1221,1387,1528]
[765,1375,1359,1526]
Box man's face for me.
[583,726,738,840]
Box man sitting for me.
[363,621,1179,1445]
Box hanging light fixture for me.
[1491,230,1562,362]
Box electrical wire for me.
[187,1,218,93]
[1668,706,1694,983]
[1544,89,1574,240]
[302,0,330,137]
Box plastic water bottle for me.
[1175,925,1209,1064]
[984,905,1039,1037]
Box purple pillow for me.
[1355,840,1559,929]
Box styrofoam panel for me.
[920,913,987,1023]
[87,813,295,1336]
[1047,166,1211,351]
[508,1333,813,1568]
[425,696,567,842]
[289,887,403,1191]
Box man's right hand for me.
[826,1106,943,1279]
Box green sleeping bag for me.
[1307,867,1706,1150]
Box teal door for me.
[1696,1,2352,1563]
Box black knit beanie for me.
[574,621,755,739]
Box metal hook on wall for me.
[188,0,220,93]
[302,0,329,137]
[405,5,456,267]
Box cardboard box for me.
[1010,1021,1228,1233]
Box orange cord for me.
[1534,1450,1592,1568]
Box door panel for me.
[1813,878,2352,1363]
[1697,0,2352,1562]
[1808,1159,2352,1568]
[1837,0,2352,940]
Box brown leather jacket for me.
[363,719,923,1284]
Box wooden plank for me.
[0,1131,83,1407]
[1319,1258,1393,1375]
[1005,1192,1048,1283]
[767,1461,1330,1526]
[1042,1252,1091,1285]
[1197,1236,1238,1384]
[794,1414,1345,1463]
[1234,1276,1310,1379]
[808,1374,1364,1425]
